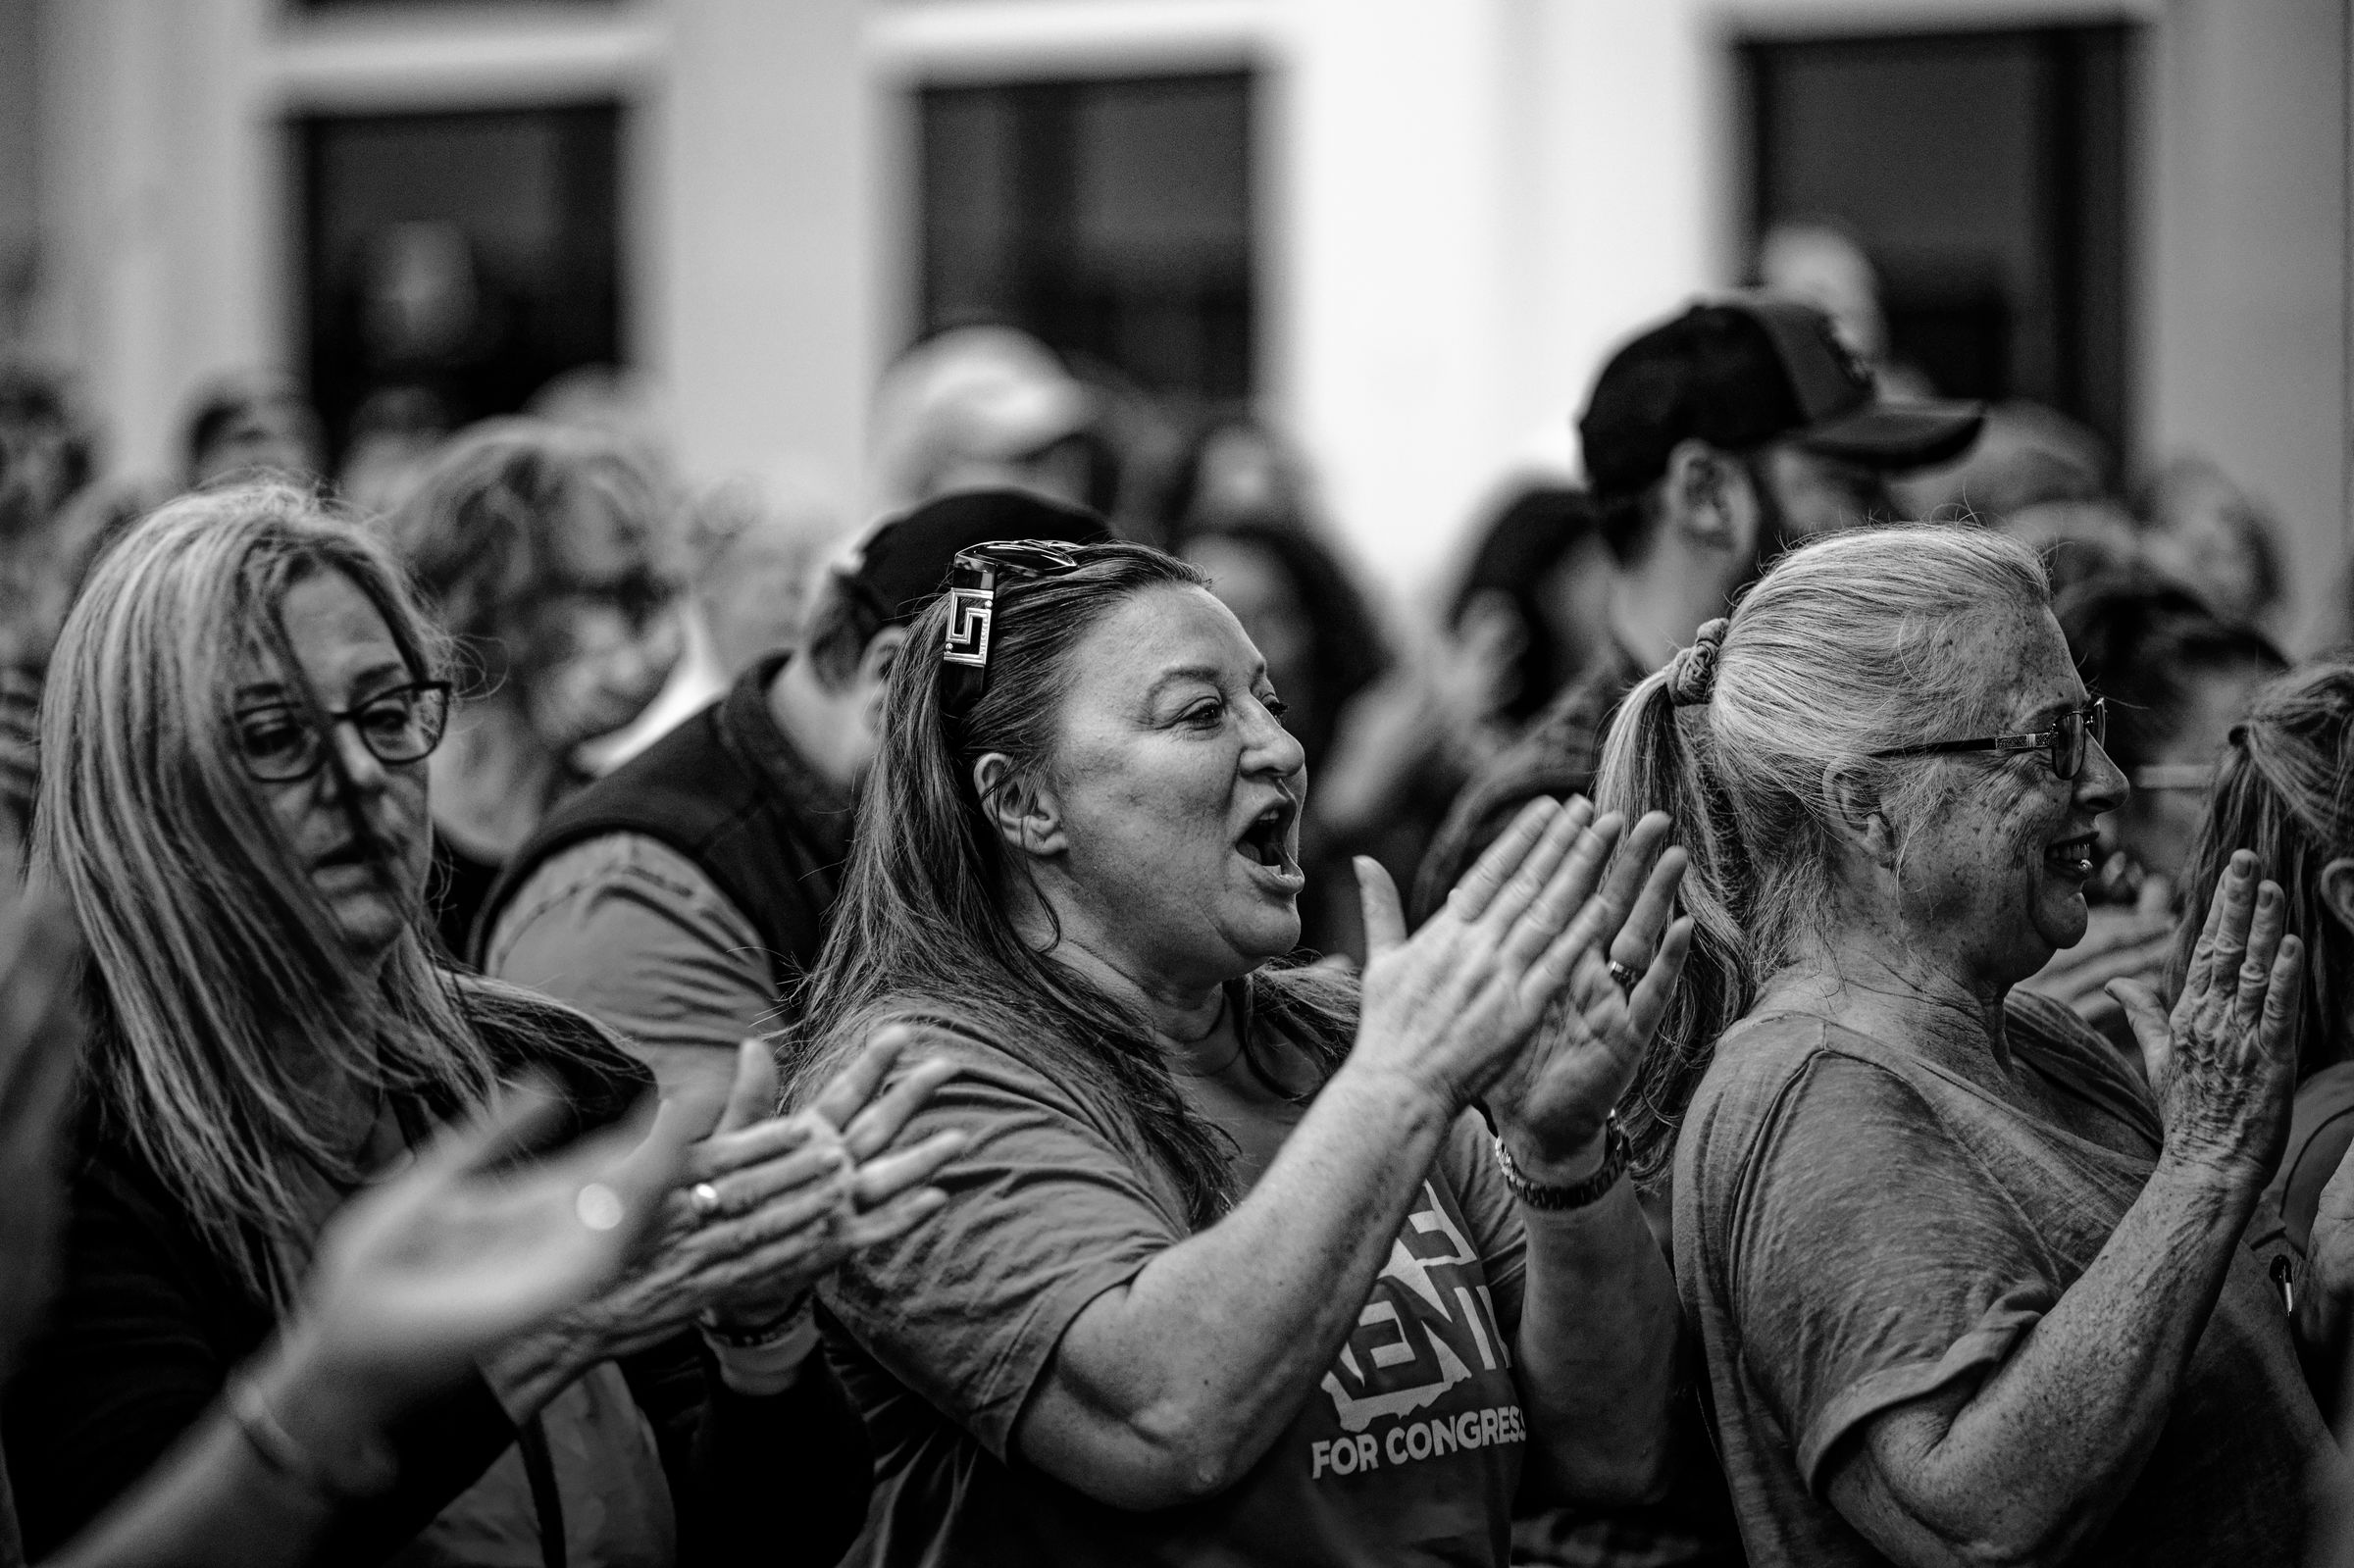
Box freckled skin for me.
[1024,584,1309,995]
[1885,604,2129,988]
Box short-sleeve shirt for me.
[821,1029,1534,1566]
[1674,988,2328,1568]
[484,832,776,1055]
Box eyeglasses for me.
[233,681,453,784]
[939,539,1084,724]
[1870,697,2109,782]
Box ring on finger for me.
[1607,959,1644,993]
[690,1181,725,1223]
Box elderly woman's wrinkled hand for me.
[568,1030,966,1355]
[2107,848,2301,1180]
[1483,811,1694,1171]
[1350,796,1670,1123]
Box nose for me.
[1242,694,1306,782]
[2075,732,2128,816]
[319,718,392,801]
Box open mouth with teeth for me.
[2045,832,2098,880]
[1236,798,1304,884]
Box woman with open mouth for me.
[793,539,1693,1565]
[1599,523,2333,1568]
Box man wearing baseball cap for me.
[1414,295,1981,919]
[476,487,1106,1101]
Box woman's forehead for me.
[1070,583,1262,688]
[1967,603,2083,720]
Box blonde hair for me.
[32,482,499,1300]
[1595,524,2050,1177]
[2171,663,2354,1075]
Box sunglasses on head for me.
[1870,696,2109,782]
[937,539,1084,727]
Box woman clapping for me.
[796,540,1690,1565]
[1600,525,2329,1566]
[6,484,960,1567]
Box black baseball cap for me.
[1577,295,1983,501]
[841,487,1109,624]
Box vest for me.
[472,654,852,989]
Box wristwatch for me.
[1492,1114,1629,1211]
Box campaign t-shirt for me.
[820,1028,1532,1567]
[1674,988,2328,1568]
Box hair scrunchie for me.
[1667,618,1728,708]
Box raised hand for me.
[573,1029,966,1352]
[284,1075,693,1404]
[2108,848,2301,1179]
[1483,811,1693,1172]
[1350,796,1657,1119]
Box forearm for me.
[1510,1175,1681,1506]
[1022,1065,1454,1501]
[1851,1152,2261,1562]
[41,1417,341,1568]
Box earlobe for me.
[2319,857,2354,937]
[971,753,1067,857]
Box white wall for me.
[2141,0,2350,646]
[656,0,874,514]
[29,0,278,475]
[17,0,2350,632]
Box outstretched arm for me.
[1012,799,1671,1509]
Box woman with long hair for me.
[1597,524,2330,1565]
[793,538,1691,1564]
[2174,666,2354,1359]
[4,483,961,1566]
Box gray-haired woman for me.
[1596,524,2333,1566]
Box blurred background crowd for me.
[0,4,2349,1567]
[3,0,2348,965]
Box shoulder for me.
[813,998,1096,1121]
[1676,1011,1941,1197]
[452,975,653,1126]
[490,832,744,942]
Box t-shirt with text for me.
[820,1029,1533,1566]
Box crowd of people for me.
[0,272,2346,1568]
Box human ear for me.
[1825,764,1900,872]
[856,626,909,693]
[1662,439,1756,553]
[2319,857,2354,937]
[971,752,1067,858]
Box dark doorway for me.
[1740,27,2134,459]
[917,72,1255,403]
[292,103,623,464]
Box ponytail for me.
[1591,526,2050,1182]
[1596,651,1754,1183]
